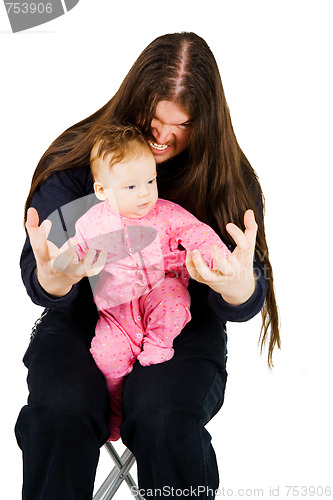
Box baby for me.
[62,124,230,440]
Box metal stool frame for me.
[93,443,144,500]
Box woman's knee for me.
[16,375,110,449]
[122,399,195,454]
[19,315,111,445]
[121,359,227,447]
[122,375,202,449]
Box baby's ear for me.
[94,182,106,201]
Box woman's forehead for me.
[154,101,191,125]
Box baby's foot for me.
[108,428,121,441]
[137,346,174,367]
[108,415,122,441]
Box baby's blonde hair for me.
[90,123,152,179]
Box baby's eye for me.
[127,185,136,190]
[148,178,156,185]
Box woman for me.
[16,32,280,499]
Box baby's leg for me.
[90,312,141,440]
[137,278,191,367]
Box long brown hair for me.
[25,32,280,368]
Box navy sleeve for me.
[20,166,95,309]
[207,259,268,323]
[207,160,268,323]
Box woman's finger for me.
[210,246,233,276]
[26,207,52,263]
[186,250,217,282]
[79,249,107,277]
[85,250,108,277]
[80,249,99,270]
[75,249,107,276]
[26,207,39,229]
[53,248,107,278]
[192,250,213,281]
[53,248,79,273]
[185,250,203,281]
[243,209,258,250]
[226,210,257,253]
[40,218,52,240]
[185,250,196,277]
[225,222,249,251]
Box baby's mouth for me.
[138,202,150,207]
[148,140,169,151]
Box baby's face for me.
[94,150,158,218]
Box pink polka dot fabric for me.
[68,198,230,440]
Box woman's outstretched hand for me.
[185,209,258,305]
[26,207,107,297]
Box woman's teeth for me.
[149,141,169,151]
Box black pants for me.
[15,296,228,499]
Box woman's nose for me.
[151,121,172,144]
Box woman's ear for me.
[94,181,107,201]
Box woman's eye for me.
[179,123,192,129]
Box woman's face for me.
[148,100,193,164]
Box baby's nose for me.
[138,186,149,197]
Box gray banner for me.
[3,0,79,32]
[64,0,79,11]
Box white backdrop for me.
[1,1,332,498]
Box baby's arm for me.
[55,217,98,272]
[168,203,231,267]
[59,216,88,257]
[177,223,230,266]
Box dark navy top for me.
[20,152,268,327]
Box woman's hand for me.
[26,207,107,297]
[185,209,258,305]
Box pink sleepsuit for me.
[70,198,230,440]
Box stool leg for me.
[93,444,145,500]
[103,453,136,500]
[93,466,122,500]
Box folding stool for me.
[93,442,145,500]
